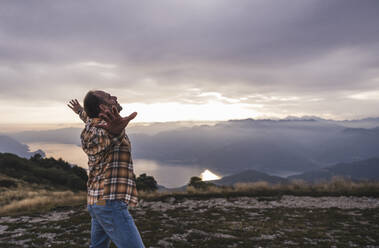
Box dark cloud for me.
[0,0,379,119]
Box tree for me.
[136,173,158,192]
[188,176,209,189]
[0,153,88,191]
[30,153,42,161]
[189,176,202,187]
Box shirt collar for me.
[87,117,105,127]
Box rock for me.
[157,240,172,248]
[213,233,238,239]
[164,197,176,204]
[0,225,8,233]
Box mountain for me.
[0,135,45,158]
[196,138,316,174]
[288,157,379,182]
[157,184,168,191]
[10,128,82,145]
[7,121,216,145]
[337,117,379,128]
[209,170,287,186]
[130,119,379,175]
[5,116,379,176]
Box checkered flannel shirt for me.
[79,110,138,206]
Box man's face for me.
[94,90,123,113]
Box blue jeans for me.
[87,200,145,248]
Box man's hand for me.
[68,99,83,114]
[96,104,137,135]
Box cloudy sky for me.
[1,0,379,125]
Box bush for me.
[188,176,215,190]
[136,173,158,192]
[67,176,86,191]
[0,179,17,188]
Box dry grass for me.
[139,177,379,201]
[0,189,86,216]
[0,173,86,216]
[2,177,378,215]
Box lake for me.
[26,142,206,188]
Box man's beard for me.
[103,102,122,113]
[116,102,123,112]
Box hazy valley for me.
[2,117,379,182]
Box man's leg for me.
[89,201,145,248]
[88,205,111,248]
[112,204,145,248]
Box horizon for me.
[2,110,379,187]
[2,115,379,133]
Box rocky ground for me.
[0,195,379,247]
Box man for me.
[68,90,145,248]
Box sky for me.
[1,0,379,125]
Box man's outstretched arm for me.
[68,99,88,123]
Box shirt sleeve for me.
[78,109,88,123]
[82,127,126,156]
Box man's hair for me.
[84,91,103,118]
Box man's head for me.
[83,90,123,118]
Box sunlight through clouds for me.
[1,1,379,122]
[348,91,379,101]
[200,169,221,181]
[121,101,263,122]
[75,61,117,69]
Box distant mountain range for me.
[129,118,379,175]
[289,157,379,182]
[10,128,82,145]
[213,157,379,186]
[3,116,379,176]
[0,135,45,158]
[164,157,379,191]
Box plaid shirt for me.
[79,110,138,206]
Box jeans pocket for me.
[115,200,128,210]
[87,205,93,218]
[121,207,133,223]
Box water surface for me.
[26,142,204,188]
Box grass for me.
[0,175,378,247]
[139,177,379,202]
[0,190,86,216]
[0,173,86,216]
[1,176,378,216]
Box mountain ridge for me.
[3,116,379,176]
[289,157,379,182]
[208,169,287,186]
[0,135,45,158]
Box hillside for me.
[289,157,379,182]
[206,157,379,186]
[209,169,287,186]
[0,152,87,191]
